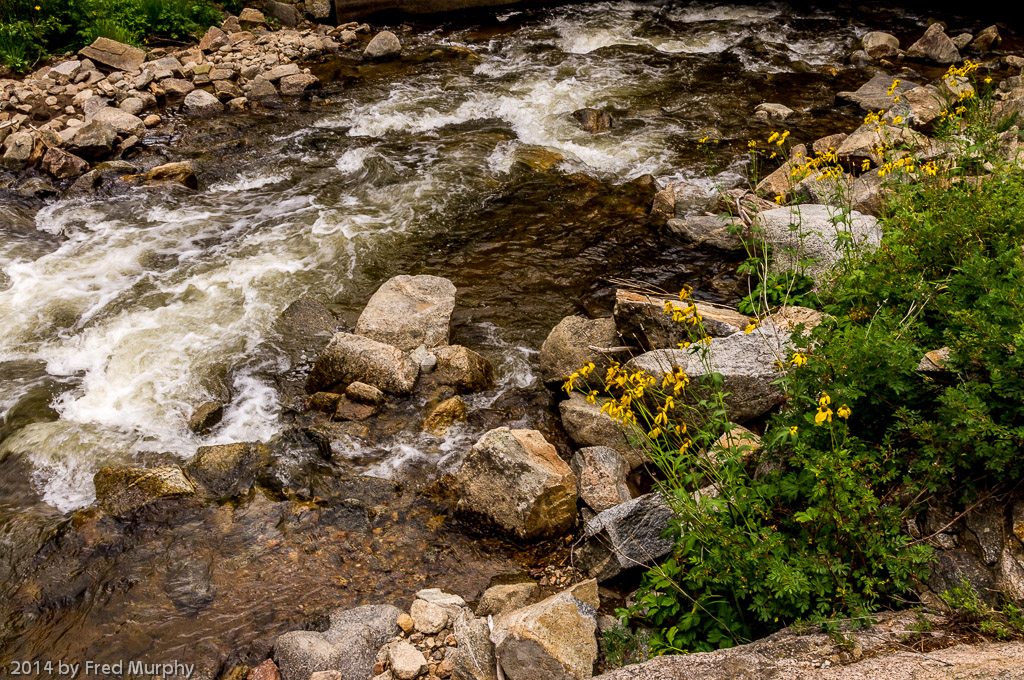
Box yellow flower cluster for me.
[789,148,844,184]
[663,300,703,326]
[814,392,833,425]
[790,352,808,367]
[943,59,980,81]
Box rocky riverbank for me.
[3,4,1024,680]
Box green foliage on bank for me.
[1,0,223,72]
[581,70,1024,657]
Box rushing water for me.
[0,0,1004,670]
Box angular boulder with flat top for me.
[355,274,456,351]
[306,332,419,395]
[448,427,577,540]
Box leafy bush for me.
[570,64,1024,655]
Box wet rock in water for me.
[364,31,402,60]
[245,76,282,105]
[861,31,899,59]
[752,204,882,282]
[40,147,88,179]
[968,25,1000,53]
[89,106,146,137]
[906,23,960,64]
[307,391,343,413]
[666,215,745,251]
[163,556,216,614]
[188,400,224,434]
[753,102,793,121]
[273,297,337,368]
[17,177,58,198]
[247,659,281,680]
[651,180,718,220]
[491,580,599,680]
[306,332,419,395]
[389,641,428,680]
[78,37,146,72]
[184,441,270,499]
[628,325,789,423]
[123,161,199,189]
[185,89,224,116]
[333,395,380,421]
[572,108,613,132]
[952,33,973,50]
[571,446,631,513]
[476,582,539,618]
[540,316,619,387]
[431,345,494,393]
[447,427,577,540]
[273,604,401,680]
[93,465,195,518]
[346,381,385,406]
[837,73,919,112]
[411,598,448,634]
[576,493,674,581]
[422,395,467,436]
[613,290,748,349]
[355,274,456,351]
[559,392,645,470]
[454,609,498,680]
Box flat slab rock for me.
[355,274,456,351]
[79,37,146,72]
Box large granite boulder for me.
[363,31,402,59]
[558,392,646,471]
[571,446,631,513]
[491,580,599,680]
[79,37,146,71]
[613,289,748,349]
[453,609,498,680]
[89,106,146,137]
[447,428,577,540]
[906,23,961,64]
[355,274,456,351]
[273,604,401,680]
[576,493,674,581]
[306,332,418,395]
[540,316,619,386]
[751,204,882,283]
[624,324,789,423]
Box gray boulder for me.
[625,325,789,423]
[476,582,539,618]
[751,204,882,282]
[432,345,494,393]
[78,37,146,71]
[571,446,631,513]
[906,23,960,64]
[265,0,301,26]
[666,215,746,251]
[306,332,419,395]
[540,315,619,386]
[447,427,577,540]
[837,73,919,112]
[274,604,401,680]
[453,609,498,680]
[364,31,402,60]
[491,580,599,680]
[576,493,674,581]
[2,131,36,170]
[355,274,456,351]
[753,102,793,121]
[41,147,89,179]
[968,25,1000,53]
[184,89,224,116]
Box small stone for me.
[397,613,415,633]
[246,659,280,680]
[188,401,224,434]
[308,673,341,680]
[388,641,427,680]
[184,89,224,116]
[346,381,386,406]
[238,7,266,24]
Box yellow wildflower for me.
[789,425,798,435]
[744,320,757,334]
[774,193,783,205]
[790,352,807,367]
[767,131,779,143]
[586,390,598,405]
[815,407,833,425]
[819,392,831,408]
[837,404,851,419]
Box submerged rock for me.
[188,401,224,434]
[355,274,456,351]
[184,441,270,500]
[448,427,577,540]
[422,395,467,436]
[572,108,613,132]
[40,147,88,179]
[431,345,494,393]
[94,466,195,518]
[306,332,419,395]
[491,580,599,680]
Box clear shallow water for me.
[0,0,988,668]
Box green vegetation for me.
[570,63,1024,657]
[1,0,223,71]
[941,579,1024,640]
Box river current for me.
[0,0,995,670]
